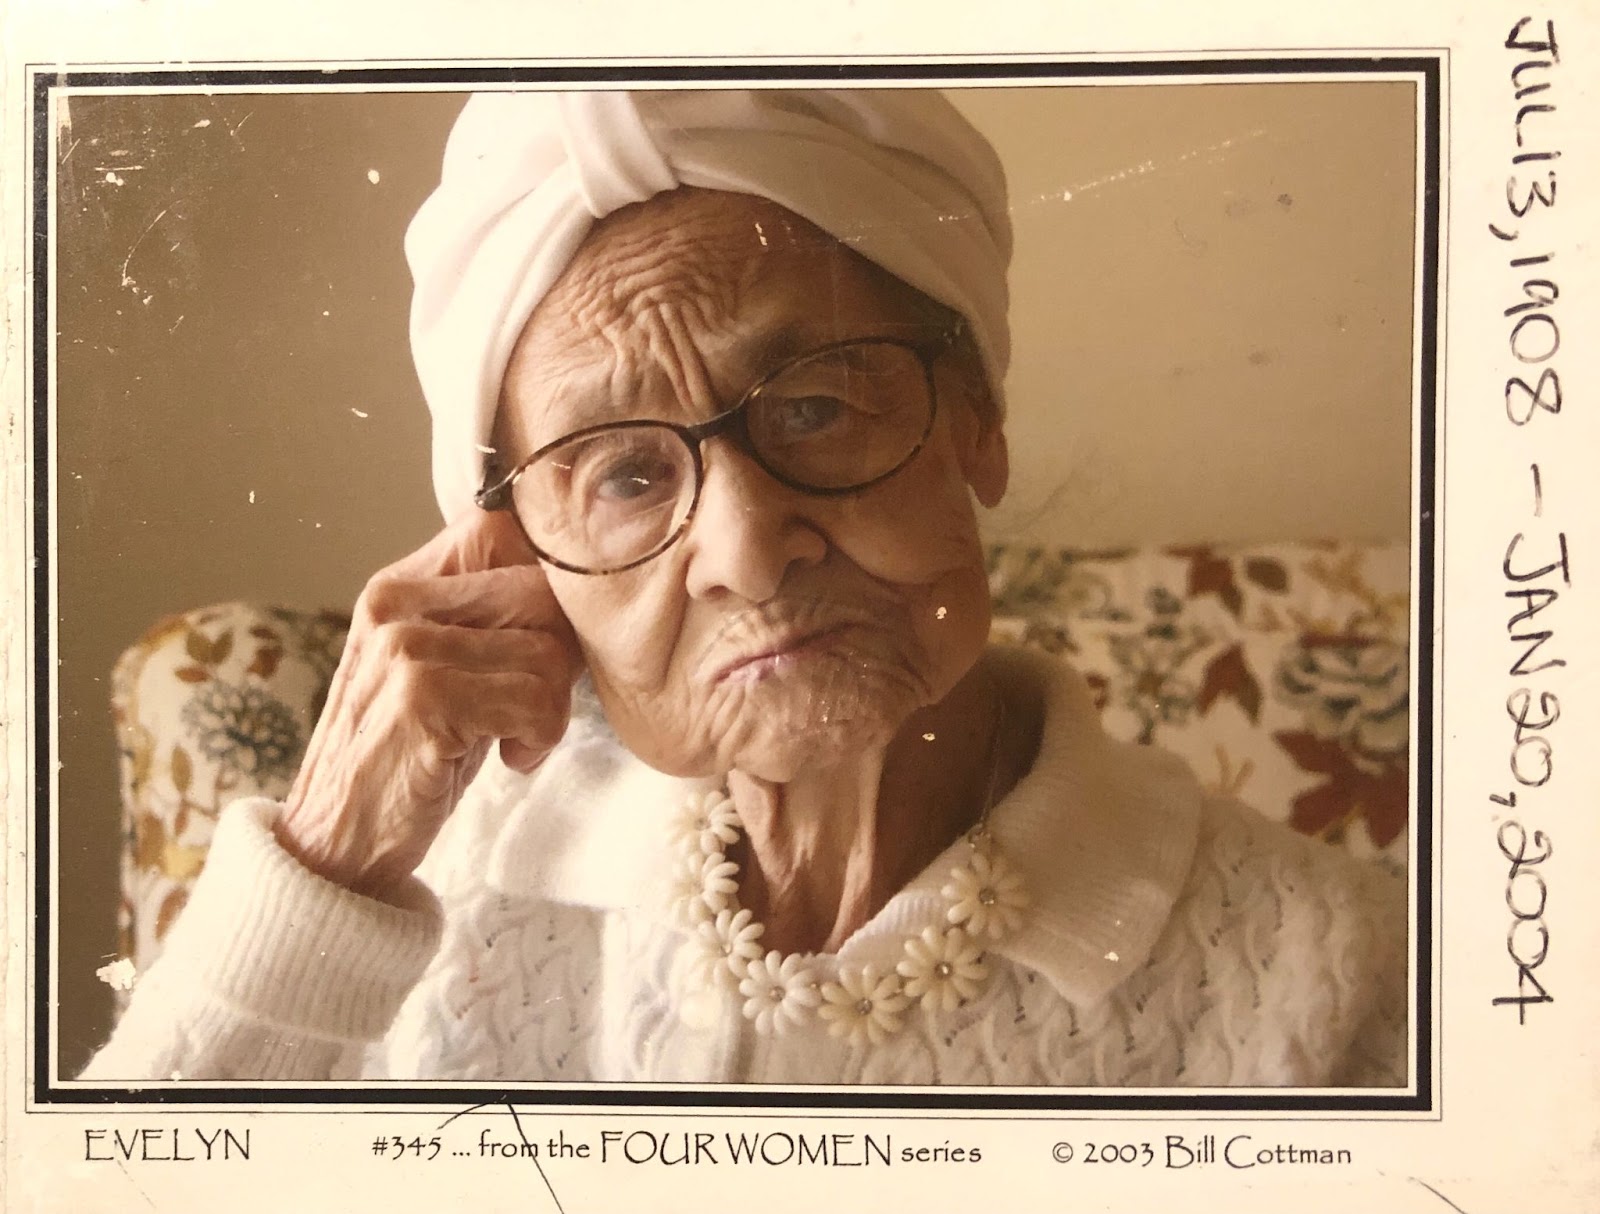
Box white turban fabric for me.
[405,89,1013,520]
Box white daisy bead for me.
[897,926,988,1014]
[818,964,910,1047]
[941,848,1030,940]
[738,951,822,1035]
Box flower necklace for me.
[664,700,1031,1045]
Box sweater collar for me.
[478,646,1202,1010]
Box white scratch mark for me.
[1105,950,1120,962]
[367,168,381,184]
[60,136,81,165]
[1034,128,1271,208]
[1068,159,1158,195]
[935,605,948,620]
[322,310,330,317]
[218,108,255,151]
[192,118,211,129]
[103,170,125,186]
[94,164,146,173]
[119,205,170,293]
[474,443,497,455]
[248,490,256,504]
[922,732,936,742]
[753,221,768,247]
[350,408,368,418]
[169,314,185,335]
[96,958,137,991]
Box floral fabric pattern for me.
[111,604,349,992]
[987,540,1411,861]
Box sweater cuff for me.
[158,798,444,1043]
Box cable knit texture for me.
[84,648,1408,1087]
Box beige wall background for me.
[52,82,1416,1075]
[950,84,1416,546]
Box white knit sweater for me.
[84,647,1408,1087]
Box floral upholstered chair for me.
[986,541,1411,858]
[110,540,1411,984]
[111,606,351,976]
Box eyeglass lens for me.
[511,340,934,573]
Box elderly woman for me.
[85,89,1405,1086]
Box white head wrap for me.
[405,89,1013,520]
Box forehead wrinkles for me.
[505,196,816,449]
[544,197,770,353]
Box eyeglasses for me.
[476,322,963,575]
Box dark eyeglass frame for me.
[475,320,965,576]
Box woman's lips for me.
[712,624,852,685]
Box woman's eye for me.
[770,395,848,438]
[594,456,675,502]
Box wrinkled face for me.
[498,189,1008,781]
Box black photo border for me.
[28,52,1442,1113]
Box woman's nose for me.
[680,444,827,602]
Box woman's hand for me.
[275,509,581,901]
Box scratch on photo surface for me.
[200,96,252,149]
[436,1099,497,1130]
[120,206,171,293]
[1173,217,1207,253]
[1026,128,1270,208]
[114,1157,158,1212]
[1410,1177,1471,1214]
[508,1101,566,1214]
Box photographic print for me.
[4,3,1596,1212]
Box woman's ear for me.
[963,418,1009,508]
[950,373,1008,507]
[940,331,1008,506]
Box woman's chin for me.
[726,716,900,782]
[721,667,916,770]
[662,691,908,782]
